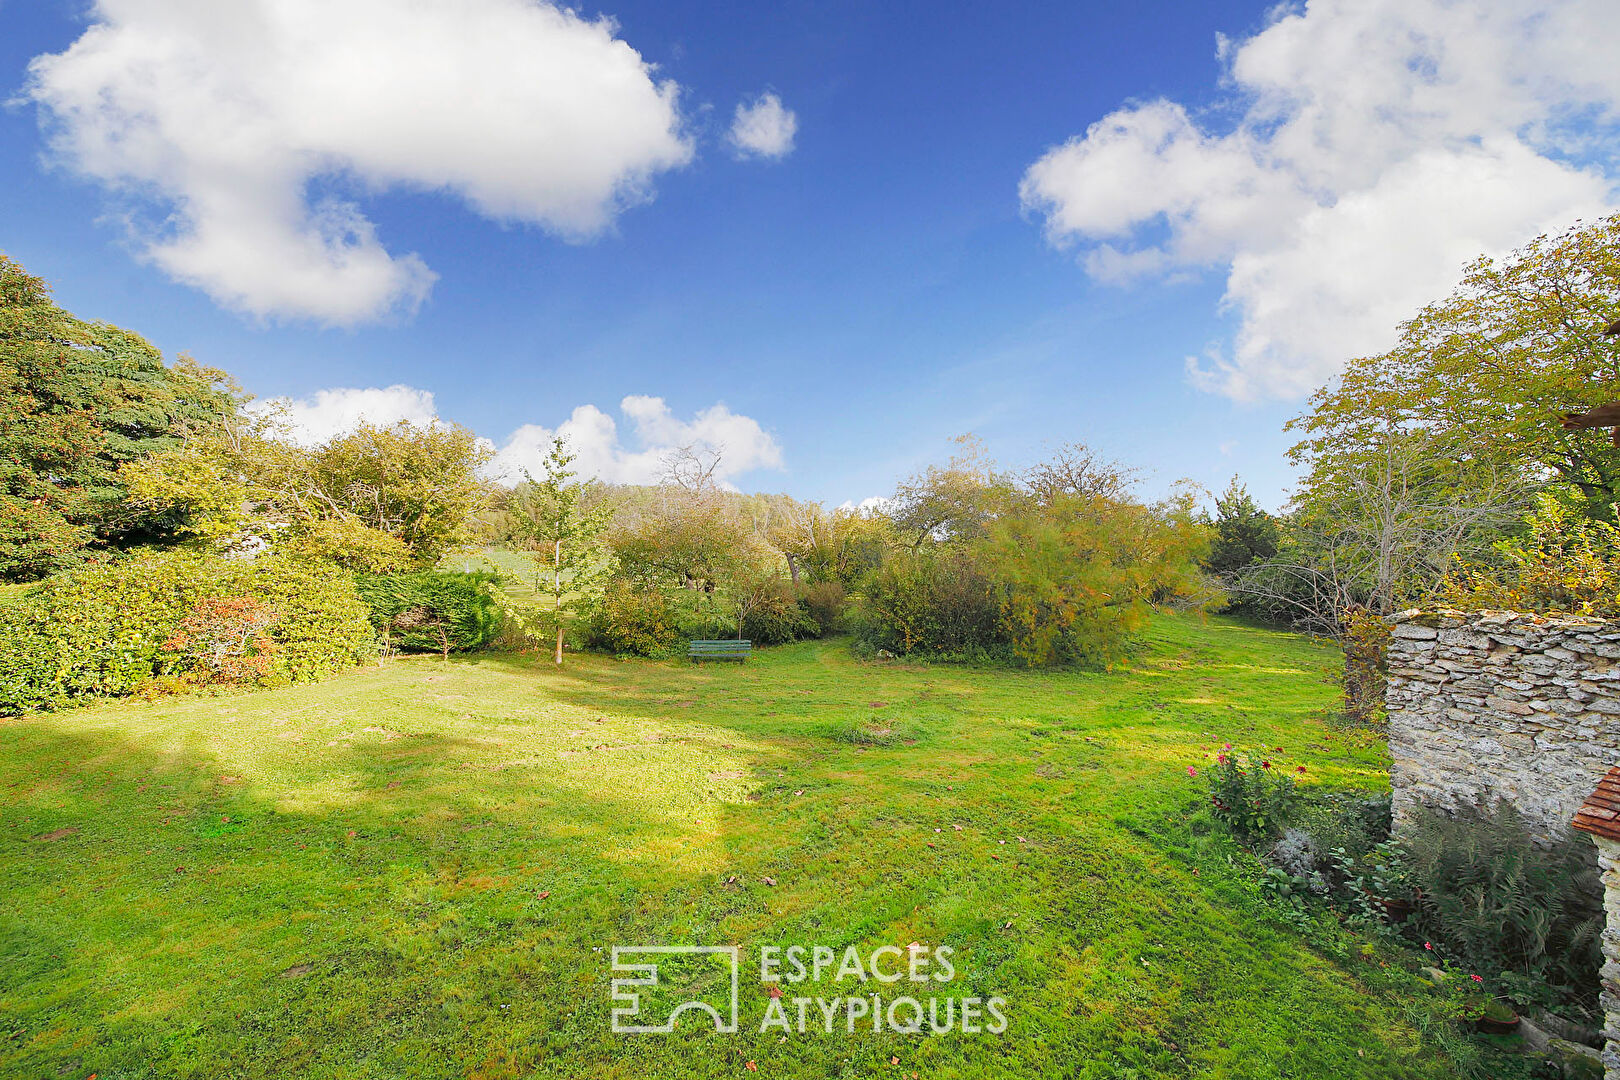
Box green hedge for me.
[0,549,375,714]
[353,571,500,655]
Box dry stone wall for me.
[1385,609,1620,839]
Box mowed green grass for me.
[1,615,1445,1079]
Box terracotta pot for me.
[1474,1008,1521,1035]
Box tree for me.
[295,421,491,564]
[1288,215,1620,521]
[125,414,491,565]
[888,435,1018,547]
[1206,478,1280,574]
[1232,428,1522,634]
[509,438,613,665]
[0,254,234,579]
[1022,442,1140,506]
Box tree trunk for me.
[785,552,799,585]
[554,538,564,665]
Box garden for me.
[9,218,1620,1078]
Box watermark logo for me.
[609,943,1006,1036]
[610,946,740,1034]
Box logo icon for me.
[611,945,740,1034]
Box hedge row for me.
[353,571,500,655]
[0,550,375,714]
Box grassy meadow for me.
[1,615,1458,1079]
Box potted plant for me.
[1474,998,1521,1035]
[1354,841,1417,922]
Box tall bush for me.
[855,547,1002,658]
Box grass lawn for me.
[1,614,1457,1079]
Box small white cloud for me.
[1020,0,1620,401]
[25,0,693,324]
[251,384,439,446]
[836,496,893,515]
[729,91,797,160]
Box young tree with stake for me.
[510,438,612,665]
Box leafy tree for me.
[509,438,613,664]
[0,254,233,579]
[1206,478,1280,574]
[1288,215,1620,521]
[888,435,1019,547]
[296,421,491,564]
[125,414,490,565]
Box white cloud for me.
[729,91,797,160]
[1020,0,1620,401]
[24,0,693,324]
[251,384,440,446]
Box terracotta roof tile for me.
[1573,766,1620,840]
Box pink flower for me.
[1424,942,1433,951]
[1222,743,1233,751]
[1216,754,1229,765]
[1470,974,1483,983]
[1187,766,1198,777]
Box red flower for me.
[1261,760,1271,769]
[1424,942,1433,951]
[1470,974,1483,983]
[1273,746,1283,752]
[1295,765,1306,774]
[1186,766,1198,777]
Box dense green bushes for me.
[855,548,1001,658]
[354,571,500,655]
[0,550,374,713]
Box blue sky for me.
[3,0,1618,509]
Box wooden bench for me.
[688,639,752,662]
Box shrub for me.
[1341,606,1390,729]
[591,580,683,657]
[1444,491,1620,617]
[855,548,1002,658]
[1207,749,1302,843]
[1402,801,1602,1007]
[250,555,377,679]
[800,580,847,636]
[0,549,375,712]
[163,595,278,684]
[740,578,819,645]
[354,571,500,656]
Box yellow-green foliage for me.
[0,549,373,712]
[591,578,684,655]
[1444,492,1620,616]
[280,517,414,573]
